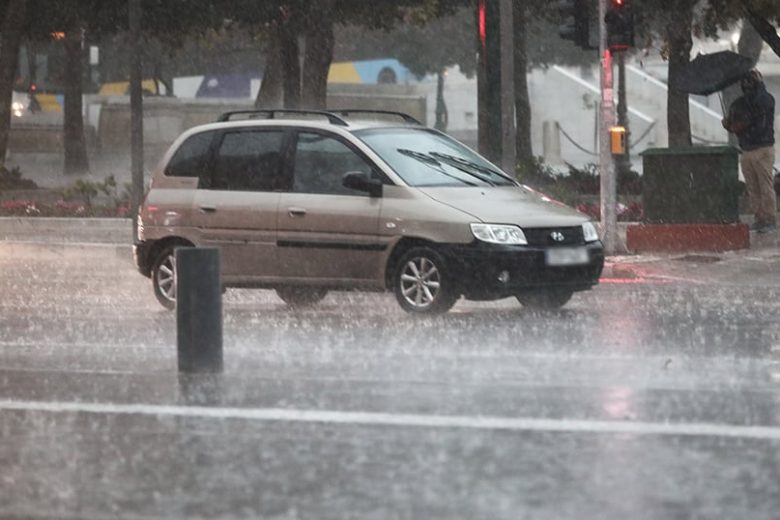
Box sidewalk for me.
[604,220,780,286]
[2,216,779,287]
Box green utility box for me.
[641,146,740,224]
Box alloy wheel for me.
[156,252,176,304]
[399,256,441,309]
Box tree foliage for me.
[336,5,476,79]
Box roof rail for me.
[216,109,348,126]
[335,110,422,125]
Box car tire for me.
[151,244,187,310]
[276,287,328,307]
[516,289,573,310]
[393,246,459,314]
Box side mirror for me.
[342,171,383,197]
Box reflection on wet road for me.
[1,245,780,519]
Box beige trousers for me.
[741,146,777,226]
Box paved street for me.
[1,235,780,519]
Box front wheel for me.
[516,289,573,310]
[151,245,183,310]
[276,287,328,307]
[393,247,459,314]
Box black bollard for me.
[176,247,223,373]
[177,374,224,406]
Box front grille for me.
[523,226,584,247]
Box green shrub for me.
[62,175,128,210]
[0,166,37,190]
[562,162,643,196]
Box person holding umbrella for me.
[722,70,776,233]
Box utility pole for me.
[129,0,144,241]
[599,0,618,254]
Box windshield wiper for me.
[429,152,514,186]
[397,148,441,166]
[396,148,478,186]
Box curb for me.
[0,240,132,261]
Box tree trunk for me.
[434,70,448,131]
[512,0,533,169]
[255,25,283,109]
[302,2,334,110]
[0,0,26,167]
[64,23,89,174]
[26,39,36,87]
[280,18,301,110]
[666,3,693,148]
[152,57,174,97]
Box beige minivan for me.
[134,109,604,314]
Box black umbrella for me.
[671,51,754,96]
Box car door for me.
[277,130,384,283]
[192,128,289,279]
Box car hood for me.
[416,186,590,227]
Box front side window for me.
[166,131,214,179]
[292,132,374,195]
[211,130,285,192]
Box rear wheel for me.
[276,287,328,307]
[516,289,573,310]
[393,246,459,314]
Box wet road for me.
[1,243,780,519]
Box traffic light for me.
[558,0,590,49]
[605,0,635,51]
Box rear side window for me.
[165,131,214,178]
[211,130,285,192]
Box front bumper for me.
[446,241,604,300]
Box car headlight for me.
[470,223,528,245]
[582,221,600,242]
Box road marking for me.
[2,399,780,441]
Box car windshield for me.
[355,128,516,187]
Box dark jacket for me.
[726,84,775,151]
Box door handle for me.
[199,205,217,213]
[288,207,307,217]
